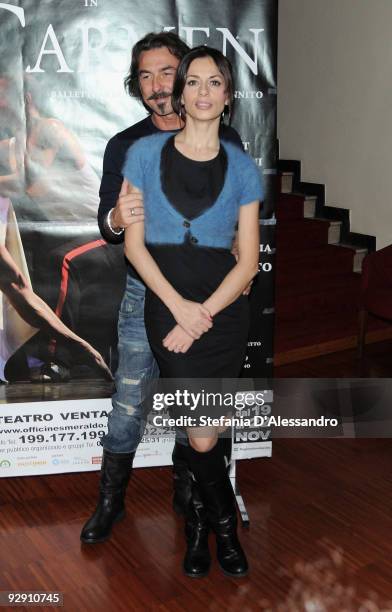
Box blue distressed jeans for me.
[101,273,187,453]
[101,274,159,453]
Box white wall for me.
[278,0,392,249]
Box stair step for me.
[275,273,361,319]
[280,172,294,193]
[277,235,366,275]
[276,245,356,276]
[339,244,368,273]
[276,194,305,221]
[276,270,360,296]
[276,193,317,221]
[277,218,342,247]
[328,220,342,244]
[304,195,317,218]
[276,219,330,248]
[276,263,354,285]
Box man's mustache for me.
[148,91,171,101]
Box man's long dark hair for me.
[124,32,189,101]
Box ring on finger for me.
[131,208,135,216]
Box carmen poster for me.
[0,0,277,397]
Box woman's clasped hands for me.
[163,298,213,353]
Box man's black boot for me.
[172,441,192,515]
[80,449,135,544]
[183,480,211,578]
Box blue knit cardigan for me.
[122,132,263,249]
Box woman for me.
[123,46,263,578]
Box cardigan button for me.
[183,220,190,228]
[190,236,198,244]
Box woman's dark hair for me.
[172,46,235,124]
[124,32,189,100]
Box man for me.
[80,32,243,545]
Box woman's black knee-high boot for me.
[173,440,210,576]
[172,440,192,515]
[172,436,229,515]
[184,438,248,578]
[182,478,211,578]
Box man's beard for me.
[157,102,168,115]
[148,91,172,116]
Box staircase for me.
[274,162,392,365]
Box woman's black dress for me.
[145,135,249,379]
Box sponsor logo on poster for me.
[72,457,91,465]
[52,458,70,465]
